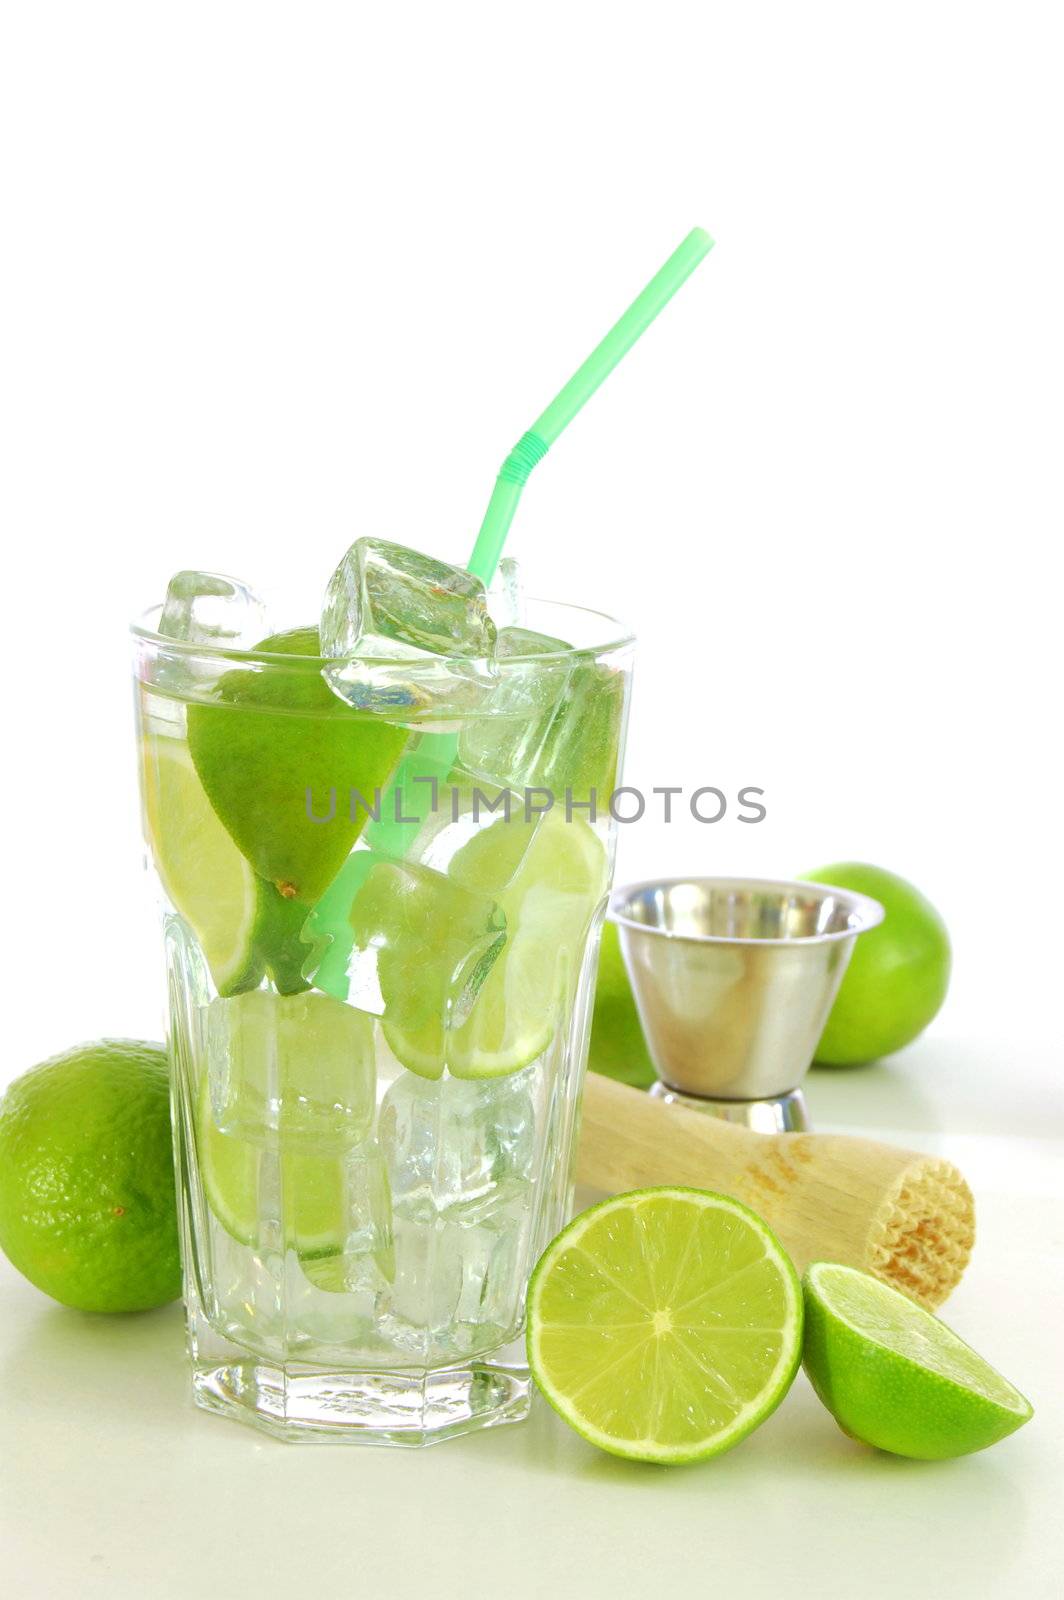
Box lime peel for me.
[802,1261,1033,1459]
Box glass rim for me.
[130,594,635,669]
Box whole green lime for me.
[801,862,951,1067]
[587,920,656,1089]
[0,1040,181,1312]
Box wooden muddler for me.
[575,1073,975,1309]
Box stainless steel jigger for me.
[608,877,884,1132]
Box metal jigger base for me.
[648,1082,810,1133]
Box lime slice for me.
[350,858,506,1081]
[196,990,377,1257]
[140,735,259,993]
[802,1262,1033,1458]
[527,1187,802,1463]
[446,811,607,1079]
[197,1077,347,1255]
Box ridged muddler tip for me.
[869,1155,975,1310]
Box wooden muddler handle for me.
[575,1074,974,1309]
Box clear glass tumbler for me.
[132,597,633,1443]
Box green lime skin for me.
[187,626,407,906]
[802,1265,1033,1459]
[0,1040,181,1313]
[801,863,951,1067]
[248,878,318,996]
[186,627,407,987]
[587,921,656,1089]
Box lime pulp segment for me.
[527,1187,803,1463]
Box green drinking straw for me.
[378,223,715,836]
[466,225,714,584]
[308,226,714,995]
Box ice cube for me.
[383,1205,534,1359]
[379,1064,539,1225]
[458,630,626,804]
[379,1067,541,1358]
[320,538,498,720]
[158,570,268,648]
[298,1137,395,1296]
[452,1211,530,1348]
[383,1216,465,1347]
[200,1128,394,1358]
[488,556,525,629]
[206,990,377,1151]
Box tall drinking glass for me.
[132,597,633,1444]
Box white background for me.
[1,5,1061,1598]
[2,0,1062,1065]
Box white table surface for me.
[2,1032,1061,1600]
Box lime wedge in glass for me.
[196,990,377,1258]
[349,857,507,1081]
[186,626,408,907]
[197,1078,349,1257]
[526,1187,802,1463]
[802,1261,1033,1458]
[346,811,605,1082]
[446,810,607,1079]
[140,735,259,993]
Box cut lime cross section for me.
[527,1187,803,1463]
[140,735,259,993]
[802,1262,1033,1458]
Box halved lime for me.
[802,1262,1033,1458]
[446,810,607,1079]
[527,1187,803,1463]
[140,735,259,993]
[197,990,376,1257]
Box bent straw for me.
[384,225,715,829]
[308,228,714,995]
[467,225,714,584]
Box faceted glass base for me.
[188,1317,532,1445]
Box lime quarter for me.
[802,1261,1033,1458]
